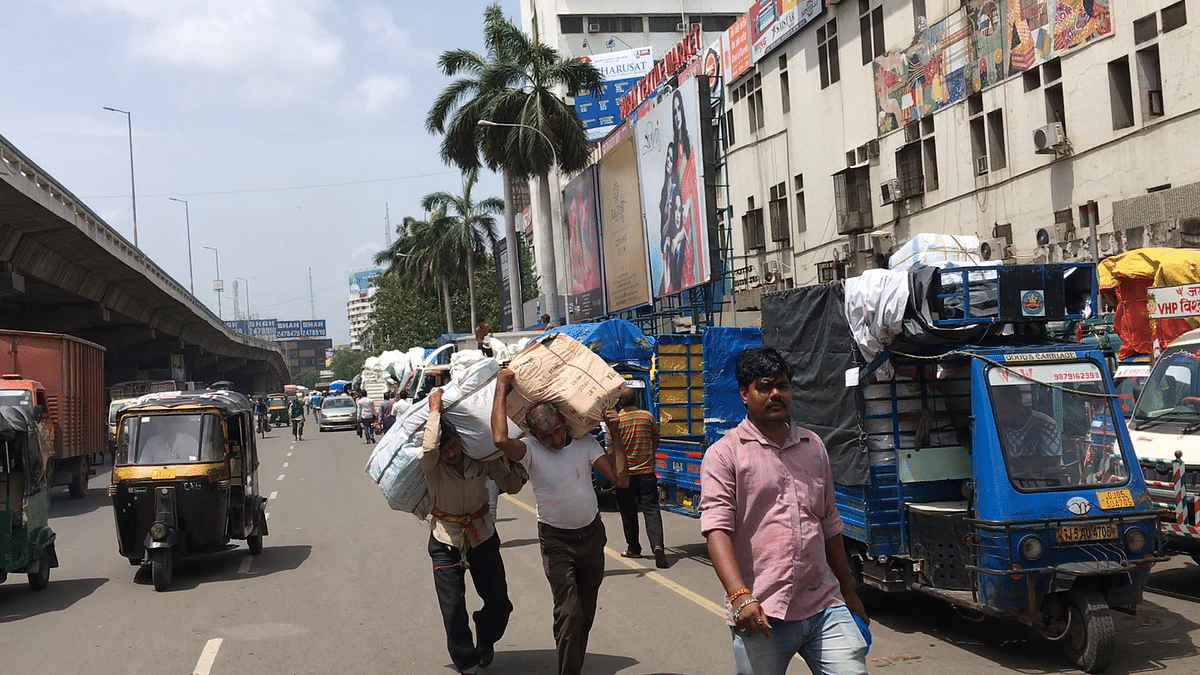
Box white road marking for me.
[238,557,253,575]
[287,452,292,457]
[192,638,222,675]
[283,462,289,468]
[269,491,278,500]
[277,474,285,481]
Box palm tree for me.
[426,2,603,327]
[420,168,504,330]
[374,212,462,333]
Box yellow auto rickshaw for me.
[110,389,267,591]
[267,394,288,427]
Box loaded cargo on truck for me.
[0,330,105,498]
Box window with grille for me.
[769,183,789,242]
[896,143,924,197]
[592,16,644,33]
[743,197,766,250]
[859,0,885,65]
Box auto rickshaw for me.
[267,394,288,427]
[110,389,267,591]
[1,405,57,590]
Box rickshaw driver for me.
[141,427,201,464]
[992,385,1064,479]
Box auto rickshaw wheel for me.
[27,551,51,591]
[150,549,174,592]
[248,533,264,555]
[1063,587,1114,673]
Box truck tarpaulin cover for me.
[0,405,47,494]
[546,318,656,365]
[762,284,869,486]
[702,327,762,445]
[1098,248,1200,359]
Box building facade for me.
[278,338,334,376]
[347,269,382,351]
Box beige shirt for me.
[419,407,526,549]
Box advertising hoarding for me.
[276,319,328,339]
[575,47,654,143]
[634,75,714,298]
[564,166,605,321]
[349,269,382,295]
[598,125,651,313]
[749,0,823,64]
[724,13,753,81]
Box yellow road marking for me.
[501,494,723,617]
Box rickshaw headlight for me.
[1018,535,1044,561]
[149,521,170,541]
[1123,527,1147,553]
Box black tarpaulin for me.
[0,405,46,494]
[761,283,869,486]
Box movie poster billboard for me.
[598,125,651,312]
[749,0,823,63]
[575,47,654,142]
[564,166,605,321]
[634,76,714,299]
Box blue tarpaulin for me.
[545,319,656,366]
[703,326,763,446]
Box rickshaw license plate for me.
[151,467,176,480]
[1056,522,1118,543]
[1097,489,1134,510]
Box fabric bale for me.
[889,233,983,271]
[506,333,624,439]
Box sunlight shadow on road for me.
[482,648,638,674]
[0,577,107,623]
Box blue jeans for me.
[731,605,868,675]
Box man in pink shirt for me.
[700,347,869,675]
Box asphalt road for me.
[4,423,1200,674]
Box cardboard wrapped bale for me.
[506,333,624,438]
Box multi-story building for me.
[347,270,382,351]
[278,338,334,377]
[524,1,744,57]
[526,0,1199,324]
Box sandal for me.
[620,549,641,558]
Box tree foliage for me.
[329,349,365,381]
[293,370,321,389]
[367,255,501,351]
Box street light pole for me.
[168,197,194,294]
[477,119,563,326]
[238,277,251,319]
[203,246,222,320]
[103,107,138,249]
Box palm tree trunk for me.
[534,171,560,324]
[503,171,524,330]
[466,247,478,330]
[441,275,454,333]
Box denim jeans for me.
[731,605,868,675]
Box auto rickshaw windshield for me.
[1131,351,1200,423]
[118,412,226,465]
[987,363,1130,492]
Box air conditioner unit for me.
[880,179,900,205]
[1054,222,1075,242]
[1033,122,1065,154]
[853,233,873,252]
[833,243,851,261]
[976,155,989,175]
[979,238,1009,261]
[871,232,894,255]
[588,23,601,33]
[865,139,880,159]
[1035,227,1052,247]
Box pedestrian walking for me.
[379,391,396,433]
[289,394,305,441]
[490,368,629,675]
[357,390,377,443]
[422,389,528,675]
[699,347,869,675]
[612,387,668,568]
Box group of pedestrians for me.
[412,346,867,675]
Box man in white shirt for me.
[356,391,377,443]
[490,368,629,675]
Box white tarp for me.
[844,268,910,380]
[889,233,983,271]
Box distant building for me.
[278,338,334,377]
[347,269,383,351]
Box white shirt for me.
[356,396,376,419]
[518,435,603,530]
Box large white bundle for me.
[844,268,910,380]
[889,233,982,271]
[364,358,519,515]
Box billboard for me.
[277,319,327,339]
[564,166,605,321]
[598,124,651,313]
[749,0,823,64]
[575,47,654,142]
[724,14,753,81]
[226,318,278,340]
[634,75,715,298]
[349,269,382,295]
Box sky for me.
[0,0,522,345]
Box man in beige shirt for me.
[421,389,527,675]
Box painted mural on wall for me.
[873,0,1111,134]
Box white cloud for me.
[341,74,411,116]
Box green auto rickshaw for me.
[1,405,58,591]
[267,394,288,427]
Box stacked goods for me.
[365,358,521,516]
[505,333,624,439]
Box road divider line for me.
[283,462,289,468]
[287,452,292,457]
[277,474,285,481]
[269,491,278,500]
[192,638,222,675]
[500,495,723,618]
[238,557,253,575]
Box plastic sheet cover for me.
[545,318,656,366]
[1098,248,1200,359]
[702,327,762,445]
[762,284,869,486]
[0,405,46,494]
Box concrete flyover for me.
[0,133,288,393]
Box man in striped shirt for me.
[612,387,668,568]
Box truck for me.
[0,330,105,498]
[763,263,1163,673]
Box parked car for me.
[318,396,357,432]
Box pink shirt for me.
[699,418,845,625]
